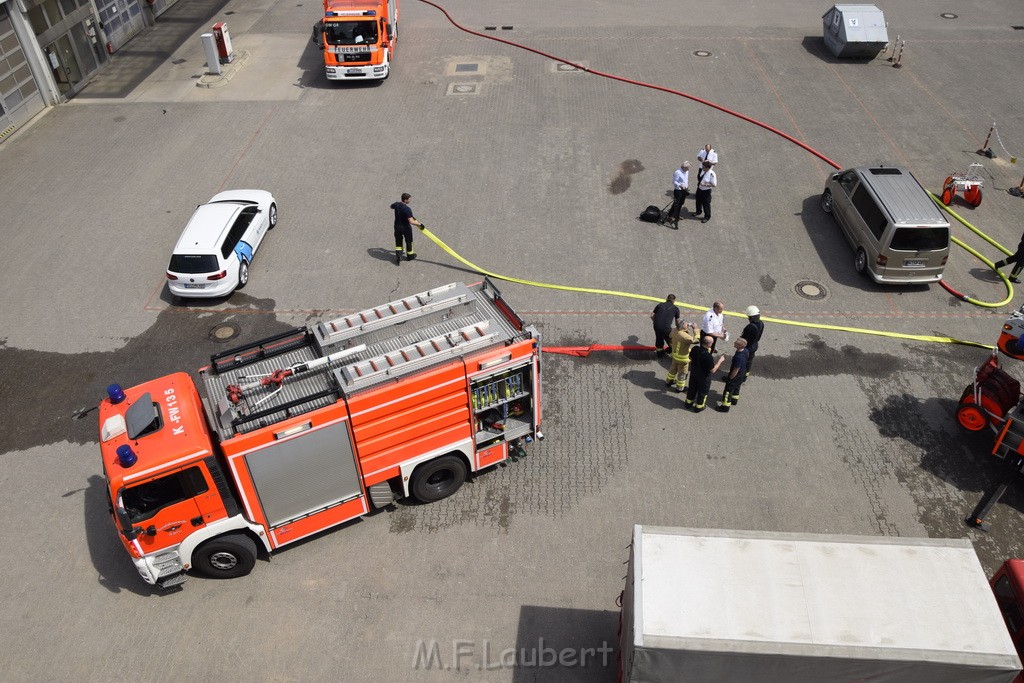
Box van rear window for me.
[890,227,949,252]
[169,254,219,273]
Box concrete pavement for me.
[2,0,1024,679]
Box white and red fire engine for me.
[99,280,542,587]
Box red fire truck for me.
[98,280,543,588]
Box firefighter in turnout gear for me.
[685,335,725,412]
[718,338,749,412]
[740,305,764,378]
[666,319,698,391]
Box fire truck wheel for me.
[237,261,249,289]
[268,202,278,229]
[192,534,258,579]
[411,455,467,503]
[820,190,833,214]
[854,248,868,275]
[957,404,988,432]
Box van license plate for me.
[904,259,926,268]
[184,283,205,289]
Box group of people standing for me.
[651,296,764,413]
[665,144,719,228]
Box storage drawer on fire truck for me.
[470,364,533,444]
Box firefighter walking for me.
[665,319,698,391]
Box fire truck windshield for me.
[325,20,377,46]
[122,466,209,522]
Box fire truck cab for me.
[314,0,397,81]
[100,280,542,588]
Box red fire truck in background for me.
[313,0,397,81]
[98,280,543,588]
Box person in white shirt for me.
[700,301,727,352]
[692,161,718,224]
[697,144,718,166]
[666,161,690,228]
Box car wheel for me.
[268,202,278,229]
[854,248,868,274]
[192,534,257,579]
[820,190,834,214]
[411,455,467,503]
[237,261,249,289]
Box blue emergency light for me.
[116,445,137,468]
[107,383,126,404]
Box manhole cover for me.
[693,50,712,57]
[940,12,958,19]
[795,280,827,300]
[209,322,241,343]
[447,83,481,95]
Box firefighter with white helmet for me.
[740,305,764,383]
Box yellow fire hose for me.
[417,225,994,350]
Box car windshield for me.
[890,227,949,252]
[169,254,219,273]
[324,20,377,46]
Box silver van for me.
[820,166,950,284]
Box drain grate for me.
[694,50,712,57]
[209,323,241,343]
[795,280,828,300]
[940,12,958,19]
[455,63,478,73]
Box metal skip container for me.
[822,4,888,58]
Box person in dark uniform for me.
[685,335,725,412]
[740,305,765,378]
[651,294,680,354]
[390,193,422,266]
[994,231,1024,283]
[718,338,749,412]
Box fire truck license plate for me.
[346,68,362,74]
[904,259,926,267]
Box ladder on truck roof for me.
[315,282,472,348]
[335,320,497,392]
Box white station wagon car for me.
[166,189,278,298]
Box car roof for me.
[173,203,243,254]
[849,166,948,226]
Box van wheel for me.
[237,261,249,289]
[820,190,834,214]
[192,534,257,579]
[854,248,868,274]
[411,455,467,503]
[268,202,278,228]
